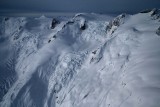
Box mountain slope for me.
[0,10,160,107]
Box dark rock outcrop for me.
[150,8,160,20]
[53,35,56,39]
[66,21,74,25]
[51,18,60,29]
[4,17,9,21]
[48,39,51,43]
[80,21,86,30]
[106,13,126,34]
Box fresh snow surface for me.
[0,12,160,107]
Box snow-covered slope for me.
[0,10,160,107]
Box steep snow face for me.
[0,12,160,107]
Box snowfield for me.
[0,9,160,107]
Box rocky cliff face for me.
[106,13,128,34]
[150,8,160,20]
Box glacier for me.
[0,10,160,107]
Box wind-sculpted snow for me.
[0,11,160,107]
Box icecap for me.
[0,10,160,107]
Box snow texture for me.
[0,10,160,107]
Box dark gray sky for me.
[0,0,160,14]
